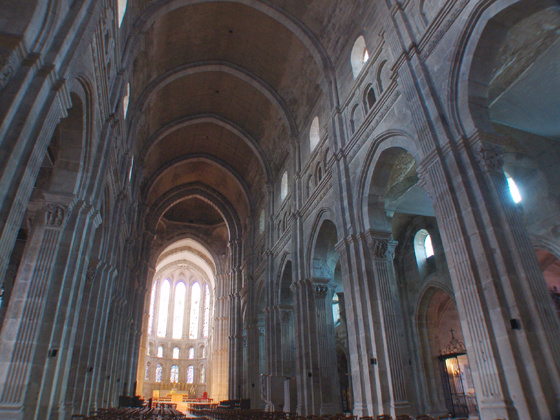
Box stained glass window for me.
[187,365,194,384]
[148,280,157,335]
[173,282,186,339]
[170,365,179,383]
[188,347,195,359]
[145,363,150,381]
[189,282,201,339]
[157,345,163,358]
[155,364,162,382]
[202,284,210,338]
[157,279,170,337]
[173,347,180,359]
[200,365,206,383]
[200,345,206,358]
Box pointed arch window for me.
[173,347,180,359]
[187,365,194,384]
[157,279,170,337]
[202,284,210,338]
[189,282,201,339]
[188,347,195,360]
[148,280,157,335]
[310,116,320,151]
[414,229,436,276]
[200,365,206,383]
[157,345,164,358]
[145,363,150,381]
[170,365,179,383]
[155,364,163,382]
[173,282,186,339]
[281,172,288,201]
[351,36,369,78]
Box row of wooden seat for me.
[189,408,467,420]
[71,406,187,419]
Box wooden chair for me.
[415,416,434,420]
[396,416,413,420]
[376,416,392,420]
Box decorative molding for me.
[346,86,401,163]
[419,0,470,60]
[0,64,14,90]
[439,329,467,356]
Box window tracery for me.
[155,364,162,382]
[170,365,179,383]
[187,365,194,384]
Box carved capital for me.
[474,142,504,173]
[370,239,388,258]
[45,204,69,228]
[365,230,398,260]
[280,310,292,323]
[313,284,329,299]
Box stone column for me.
[81,262,115,414]
[312,281,341,415]
[291,279,318,415]
[334,236,378,418]
[279,308,294,378]
[0,198,73,420]
[364,231,410,417]
[418,140,560,419]
[211,272,229,402]
[228,239,244,399]
[291,278,341,415]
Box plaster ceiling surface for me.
[142,122,264,192]
[163,197,224,226]
[138,71,288,173]
[147,159,250,220]
[130,0,367,241]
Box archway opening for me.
[418,290,478,418]
[536,249,560,319]
[137,239,221,408]
[311,219,351,414]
